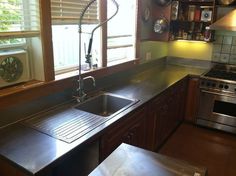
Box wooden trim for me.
[136,0,142,61]
[100,0,107,67]
[0,158,27,176]
[39,0,55,81]
[84,59,138,78]
[184,77,200,123]
[108,44,133,49]
[0,31,40,39]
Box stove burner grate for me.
[204,70,236,82]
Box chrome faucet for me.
[76,76,96,102]
[75,0,118,102]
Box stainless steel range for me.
[197,64,236,134]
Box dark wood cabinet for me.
[149,0,217,42]
[99,107,147,161]
[0,77,196,175]
[0,159,27,176]
[184,76,200,123]
[147,78,187,151]
[169,0,216,41]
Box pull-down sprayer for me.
[75,0,119,102]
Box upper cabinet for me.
[141,0,219,42]
[140,0,236,42]
[169,0,216,42]
[151,0,172,41]
[140,0,171,41]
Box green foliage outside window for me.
[0,0,22,45]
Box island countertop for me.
[0,62,208,175]
[89,143,207,176]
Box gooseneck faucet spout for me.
[76,0,119,102]
[77,76,96,103]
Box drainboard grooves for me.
[23,107,106,143]
[53,112,92,134]
[54,114,102,137]
[64,118,105,139]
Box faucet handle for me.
[83,76,96,87]
[75,90,87,103]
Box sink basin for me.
[74,93,138,117]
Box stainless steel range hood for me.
[209,9,236,31]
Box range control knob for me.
[207,82,211,87]
[219,84,224,89]
[211,83,216,87]
[224,85,229,89]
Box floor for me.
[159,123,236,176]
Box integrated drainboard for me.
[23,107,106,143]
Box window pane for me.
[0,0,40,47]
[0,0,40,32]
[51,0,101,73]
[107,46,134,66]
[107,0,136,64]
[0,0,42,87]
[52,24,101,72]
[51,0,98,25]
[0,38,25,46]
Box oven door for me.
[197,89,236,133]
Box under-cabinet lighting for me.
[176,40,207,44]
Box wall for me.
[140,40,213,61]
[168,41,213,61]
[140,41,168,62]
[212,31,236,64]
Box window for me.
[51,0,101,73]
[0,0,40,49]
[51,0,138,74]
[107,0,137,66]
[0,0,42,86]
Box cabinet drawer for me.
[99,107,147,161]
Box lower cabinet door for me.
[99,107,147,161]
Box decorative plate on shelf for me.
[154,17,169,34]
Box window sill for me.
[55,59,139,81]
[0,80,45,98]
[0,59,139,110]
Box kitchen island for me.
[89,143,207,176]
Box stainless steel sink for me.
[74,93,138,117]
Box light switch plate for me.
[194,172,201,176]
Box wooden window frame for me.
[0,0,141,110]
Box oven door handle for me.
[201,90,236,98]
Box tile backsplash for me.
[212,34,236,64]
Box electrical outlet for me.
[194,172,201,176]
[145,52,152,60]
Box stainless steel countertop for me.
[0,63,207,175]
